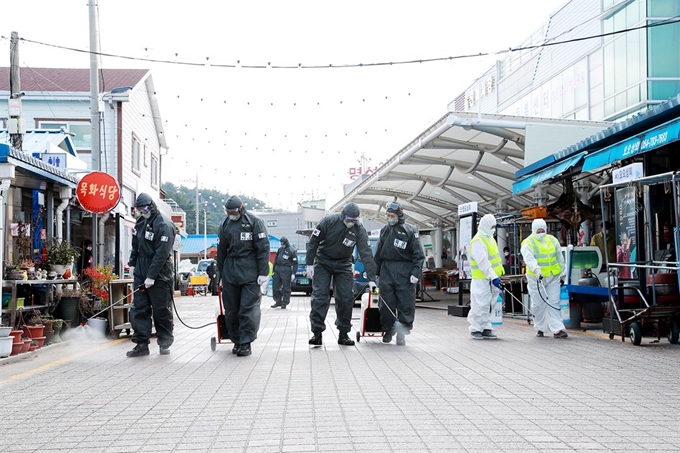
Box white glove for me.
[129,266,134,277]
[410,275,419,284]
[257,275,269,286]
[291,274,295,282]
[306,265,314,279]
[144,278,155,288]
[368,281,377,292]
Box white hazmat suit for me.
[521,218,568,338]
[467,214,503,338]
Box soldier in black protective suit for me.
[216,195,270,357]
[307,202,377,346]
[374,202,425,346]
[126,193,176,357]
[207,260,219,296]
[271,237,297,309]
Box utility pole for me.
[89,0,100,266]
[195,172,199,234]
[9,32,23,151]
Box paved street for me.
[1,292,679,453]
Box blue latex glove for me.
[491,277,502,289]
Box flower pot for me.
[0,326,12,337]
[33,336,46,348]
[50,263,73,277]
[10,330,24,344]
[22,325,45,339]
[54,297,81,330]
[51,320,63,343]
[10,341,22,356]
[0,336,13,358]
[20,339,31,354]
[44,330,54,345]
[28,344,38,352]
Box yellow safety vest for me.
[469,233,504,279]
[523,235,561,277]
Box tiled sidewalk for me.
[1,293,679,453]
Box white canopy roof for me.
[330,111,611,230]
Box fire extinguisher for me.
[663,221,671,243]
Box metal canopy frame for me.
[331,111,610,229]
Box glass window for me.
[648,20,680,77]
[151,155,158,187]
[40,121,91,150]
[574,59,588,110]
[649,80,680,100]
[604,44,615,97]
[649,0,680,16]
[131,136,141,173]
[614,37,628,92]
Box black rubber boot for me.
[337,332,355,346]
[271,302,282,308]
[159,345,170,355]
[126,343,149,357]
[232,344,240,354]
[309,332,322,346]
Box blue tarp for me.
[582,116,680,173]
[512,152,586,195]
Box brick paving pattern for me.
[1,293,679,452]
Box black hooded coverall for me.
[216,211,270,346]
[374,220,424,333]
[307,213,376,335]
[128,203,176,348]
[272,243,297,307]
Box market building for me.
[329,0,680,335]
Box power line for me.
[3,16,679,70]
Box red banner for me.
[76,171,121,213]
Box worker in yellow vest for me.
[467,213,504,339]
[521,218,568,339]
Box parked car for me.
[291,251,312,295]
[196,259,218,295]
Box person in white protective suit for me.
[521,218,569,338]
[467,214,504,339]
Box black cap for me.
[225,195,243,210]
[280,236,288,245]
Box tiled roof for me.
[0,67,149,93]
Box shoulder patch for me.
[414,232,419,238]
[258,232,267,239]
[160,235,169,242]
[312,229,320,236]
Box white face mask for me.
[141,212,151,219]
[386,216,398,226]
[228,214,241,222]
[504,252,509,257]
[535,232,546,241]
[343,220,356,228]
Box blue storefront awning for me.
[512,152,586,195]
[582,116,680,173]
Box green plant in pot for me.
[46,239,80,277]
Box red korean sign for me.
[76,171,121,213]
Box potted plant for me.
[53,288,89,329]
[80,265,118,332]
[46,239,80,276]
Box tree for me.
[162,182,269,234]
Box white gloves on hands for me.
[306,265,315,279]
[410,275,419,284]
[291,274,295,282]
[257,275,269,286]
[129,267,134,277]
[368,281,377,292]
[144,278,155,288]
